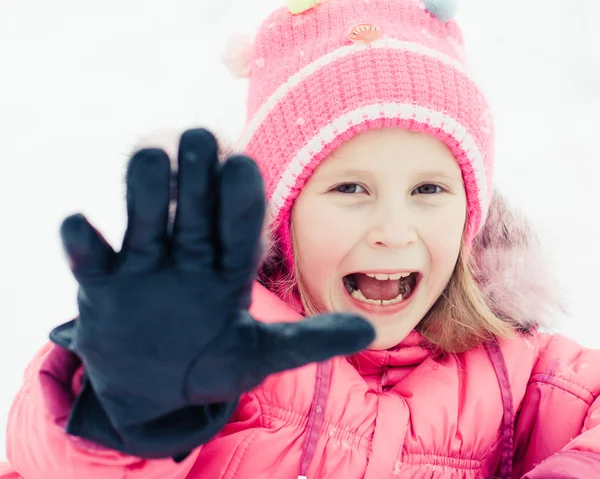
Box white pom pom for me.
[220,34,254,79]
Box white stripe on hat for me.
[237,37,475,150]
[267,102,489,226]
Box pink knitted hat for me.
[223,0,494,276]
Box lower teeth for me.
[350,288,403,305]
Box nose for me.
[366,200,418,250]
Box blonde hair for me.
[260,226,516,354]
[416,243,515,353]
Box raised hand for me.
[50,129,374,459]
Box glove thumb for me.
[249,313,375,378]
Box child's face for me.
[291,127,467,349]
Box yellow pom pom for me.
[288,0,324,15]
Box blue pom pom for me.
[424,0,458,23]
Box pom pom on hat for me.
[220,33,254,79]
[288,0,325,15]
[424,0,458,22]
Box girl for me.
[4,0,600,478]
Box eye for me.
[333,183,366,194]
[412,184,443,195]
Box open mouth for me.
[342,272,420,306]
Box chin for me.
[365,318,419,350]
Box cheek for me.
[292,199,358,300]
[293,196,360,259]
[423,205,465,276]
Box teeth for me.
[364,272,413,281]
[351,288,403,305]
[351,288,366,301]
[388,294,404,304]
[351,289,379,304]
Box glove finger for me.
[60,213,116,280]
[171,129,219,271]
[247,313,374,382]
[218,155,265,290]
[118,148,171,273]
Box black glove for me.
[50,128,375,460]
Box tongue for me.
[353,274,401,301]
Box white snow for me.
[0,0,598,463]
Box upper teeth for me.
[366,272,411,280]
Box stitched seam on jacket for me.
[528,374,595,405]
[223,428,260,479]
[263,404,371,450]
[397,453,482,470]
[246,392,267,428]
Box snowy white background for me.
[0,0,599,463]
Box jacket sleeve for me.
[513,334,600,478]
[5,343,201,479]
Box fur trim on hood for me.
[471,190,564,332]
[133,128,564,333]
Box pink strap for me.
[299,360,332,477]
[485,340,515,479]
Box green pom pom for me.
[424,0,458,22]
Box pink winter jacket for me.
[3,193,600,478]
